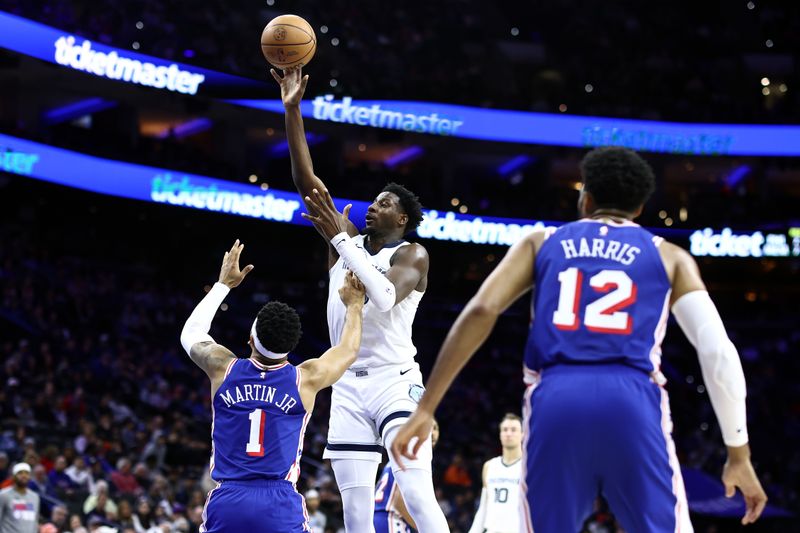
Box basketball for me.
[261,14,316,69]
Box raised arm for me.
[662,242,767,525]
[180,240,253,393]
[390,232,542,468]
[271,67,358,258]
[298,272,365,410]
[271,66,324,198]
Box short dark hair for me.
[499,413,522,429]
[382,182,423,234]
[254,301,302,354]
[580,147,656,212]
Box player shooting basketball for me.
[272,66,449,532]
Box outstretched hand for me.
[218,239,254,289]
[301,188,352,240]
[271,66,309,108]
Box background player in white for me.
[468,414,523,533]
[0,463,39,533]
[272,66,449,532]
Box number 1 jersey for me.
[210,358,310,484]
[524,219,672,375]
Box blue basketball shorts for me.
[373,510,416,533]
[201,479,310,532]
[521,364,692,533]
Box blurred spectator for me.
[28,465,50,496]
[131,497,157,532]
[65,457,95,493]
[0,451,9,480]
[305,489,327,533]
[115,499,135,531]
[83,481,118,520]
[47,456,76,498]
[40,504,69,533]
[69,514,89,533]
[443,453,472,489]
[131,463,151,493]
[140,436,167,473]
[110,459,141,496]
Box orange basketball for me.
[261,15,316,69]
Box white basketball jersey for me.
[484,456,521,533]
[327,235,423,367]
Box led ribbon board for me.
[0,133,558,245]
[0,11,262,95]
[2,11,800,155]
[1,133,797,257]
[228,96,800,157]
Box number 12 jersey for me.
[524,219,672,376]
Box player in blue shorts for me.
[373,419,439,533]
[180,240,366,533]
[393,147,768,532]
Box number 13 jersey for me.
[524,219,672,376]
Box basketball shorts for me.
[373,510,416,533]
[323,361,425,461]
[201,479,310,532]
[521,363,692,533]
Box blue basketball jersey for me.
[524,219,672,374]
[210,358,310,483]
[374,463,396,513]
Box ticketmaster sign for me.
[229,96,800,157]
[2,133,796,258]
[3,10,800,155]
[2,133,798,256]
[0,11,259,95]
[310,95,463,135]
[54,36,205,94]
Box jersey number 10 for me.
[552,268,637,334]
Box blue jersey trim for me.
[363,236,407,255]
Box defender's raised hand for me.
[301,188,352,240]
[218,239,254,289]
[339,271,366,307]
[271,66,309,108]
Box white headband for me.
[12,463,31,475]
[251,318,289,360]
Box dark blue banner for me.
[3,133,799,257]
[0,11,263,95]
